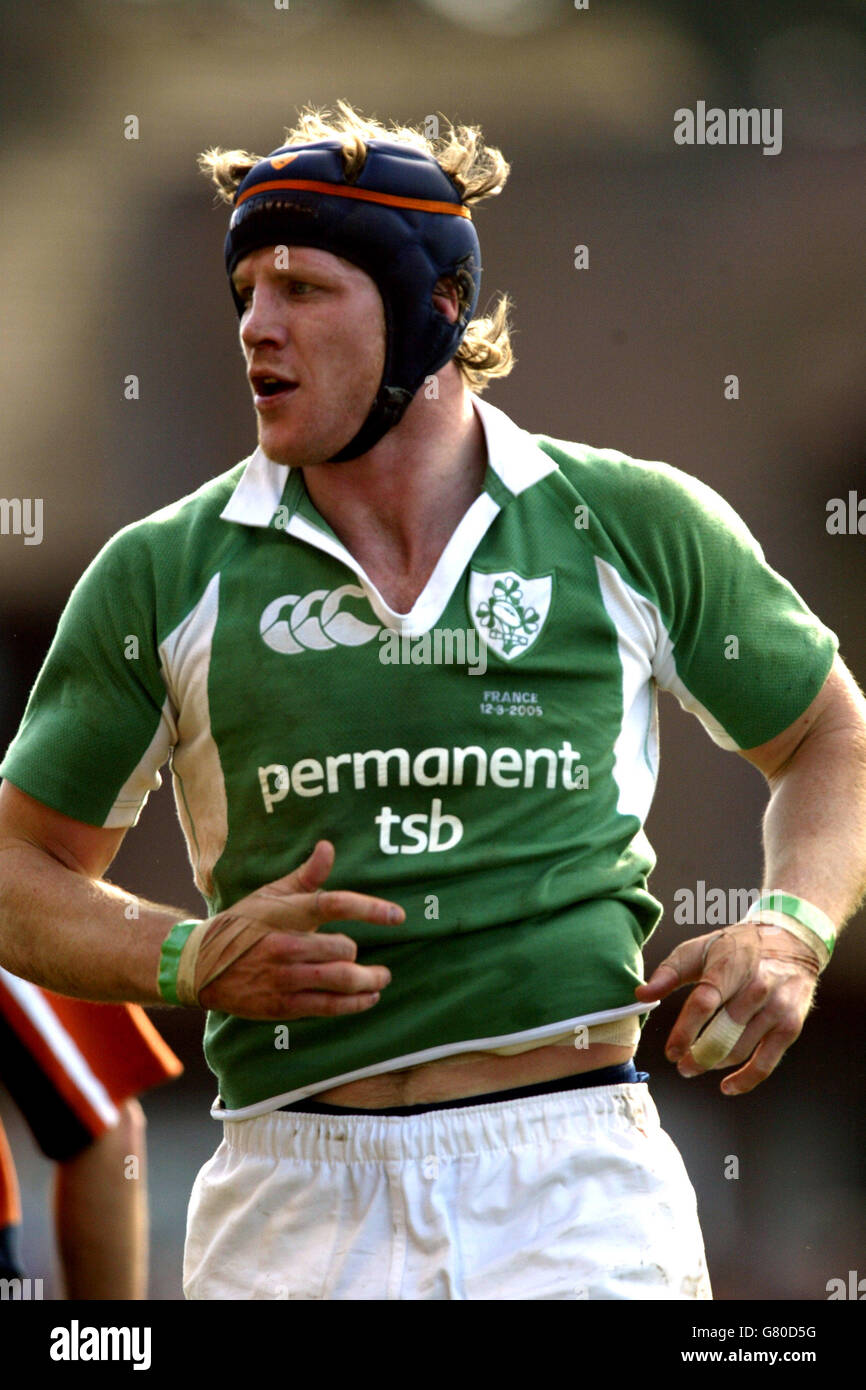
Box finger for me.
[666,954,773,1064]
[231,858,405,934]
[664,979,729,1060]
[701,1007,774,1070]
[287,990,384,1018]
[718,979,810,1089]
[283,960,393,995]
[717,974,813,1071]
[264,840,336,897]
[634,966,681,1001]
[235,840,337,907]
[637,935,723,1000]
[227,886,404,937]
[718,1026,796,1096]
[261,929,361,963]
[239,930,358,970]
[673,953,813,1071]
[305,888,405,930]
[687,1009,746,1069]
[199,953,392,1015]
[228,990,383,1022]
[223,844,336,923]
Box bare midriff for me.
[315,1041,636,1108]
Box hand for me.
[635,922,821,1095]
[197,840,404,1020]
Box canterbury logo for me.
[270,152,300,170]
[260,585,381,654]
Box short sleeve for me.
[0,529,176,827]
[590,456,839,751]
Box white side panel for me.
[651,614,740,752]
[104,698,177,828]
[594,558,661,823]
[159,573,228,900]
[595,557,739,812]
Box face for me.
[233,245,386,467]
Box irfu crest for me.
[469,571,552,662]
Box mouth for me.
[249,373,298,409]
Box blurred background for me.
[1,0,864,1300]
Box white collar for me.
[220,395,556,529]
[219,395,558,632]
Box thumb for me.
[287,839,335,895]
[636,936,714,1000]
[283,839,335,895]
[240,840,335,907]
[635,967,679,1002]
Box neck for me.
[300,366,487,575]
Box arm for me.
[0,781,401,1017]
[745,655,866,925]
[636,655,866,1094]
[0,781,174,1001]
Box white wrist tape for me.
[743,895,834,973]
[176,919,216,1006]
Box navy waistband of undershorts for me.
[278,1060,649,1117]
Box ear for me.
[432,276,460,323]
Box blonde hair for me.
[199,101,515,392]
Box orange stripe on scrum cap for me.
[236,177,472,218]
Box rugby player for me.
[0,975,181,1298]
[0,103,864,1299]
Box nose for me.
[240,284,288,350]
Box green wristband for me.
[158,920,202,1005]
[749,892,836,960]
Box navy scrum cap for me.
[224,137,482,461]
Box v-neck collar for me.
[219,395,558,635]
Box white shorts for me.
[183,1079,712,1300]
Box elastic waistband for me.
[279,1060,648,1118]
[223,1075,657,1164]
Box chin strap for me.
[327,386,416,462]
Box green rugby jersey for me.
[0,399,837,1116]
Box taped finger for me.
[689,1008,747,1068]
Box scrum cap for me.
[225,138,482,461]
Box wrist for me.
[157,919,208,1006]
[743,891,836,972]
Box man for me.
[0,974,182,1298]
[0,102,864,1301]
